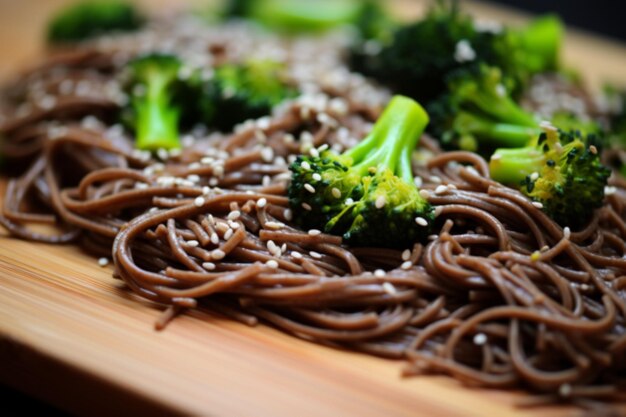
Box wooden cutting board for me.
[1,1,625,416]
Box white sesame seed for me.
[532,201,544,209]
[317,144,329,152]
[262,175,271,187]
[312,173,322,181]
[563,227,571,240]
[187,240,199,247]
[211,249,226,260]
[473,333,487,346]
[291,251,303,259]
[304,183,316,193]
[256,198,267,208]
[227,211,241,220]
[266,260,279,269]
[202,262,216,270]
[309,251,323,259]
[413,176,423,187]
[429,175,442,184]
[605,186,617,195]
[308,229,321,236]
[265,221,284,230]
[589,145,597,154]
[558,384,572,398]
[415,217,428,227]
[261,147,274,162]
[382,282,397,295]
[530,172,539,181]
[98,257,109,267]
[434,207,443,217]
[345,198,354,205]
[284,209,293,221]
[194,196,205,207]
[309,148,319,158]
[224,229,234,240]
[331,187,341,198]
[301,161,311,171]
[302,202,312,211]
[401,249,411,261]
[435,185,449,195]
[374,269,385,278]
[375,196,386,209]
[419,189,430,199]
[187,174,200,183]
[210,233,219,245]
[400,261,413,270]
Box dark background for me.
[485,0,626,41]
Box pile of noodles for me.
[1,15,625,413]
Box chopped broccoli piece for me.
[428,64,540,151]
[224,0,388,34]
[123,54,186,151]
[353,0,562,101]
[489,126,610,228]
[47,1,143,43]
[199,59,296,131]
[288,95,434,248]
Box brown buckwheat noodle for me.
[0,15,625,414]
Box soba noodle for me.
[1,14,625,413]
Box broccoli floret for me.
[199,59,296,131]
[288,95,434,248]
[123,54,186,151]
[354,0,562,102]
[47,1,143,43]
[223,0,383,33]
[489,126,610,228]
[428,64,540,151]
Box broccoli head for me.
[288,95,434,248]
[199,59,296,131]
[428,64,540,152]
[353,0,562,101]
[47,1,143,43]
[489,125,610,228]
[123,54,186,151]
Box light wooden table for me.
[0,1,625,416]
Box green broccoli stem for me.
[135,72,181,151]
[489,146,544,184]
[467,91,538,128]
[455,112,540,148]
[343,95,429,183]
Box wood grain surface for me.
[1,1,625,416]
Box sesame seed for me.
[435,185,449,195]
[374,269,385,278]
[227,211,241,220]
[415,217,428,227]
[257,198,267,208]
[304,183,316,193]
[308,229,321,236]
[202,262,216,270]
[473,333,487,345]
[302,202,312,211]
[284,209,293,221]
[532,201,543,209]
[309,251,323,259]
[194,196,205,207]
[401,249,411,261]
[530,172,539,181]
[312,173,322,181]
[345,198,354,205]
[261,147,274,162]
[98,257,109,267]
[563,227,571,240]
[434,207,443,217]
[605,186,617,195]
[210,233,219,245]
[589,145,597,154]
[187,174,200,183]
[558,384,572,398]
[187,240,199,247]
[211,249,226,260]
[382,282,397,295]
[266,260,279,269]
[318,144,329,152]
[224,229,234,240]
[301,161,311,171]
[309,148,319,158]
[419,189,430,199]
[413,176,423,187]
[291,251,303,259]
[331,188,341,198]
[400,261,413,270]
[429,175,442,184]
[375,196,386,209]
[265,221,284,230]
